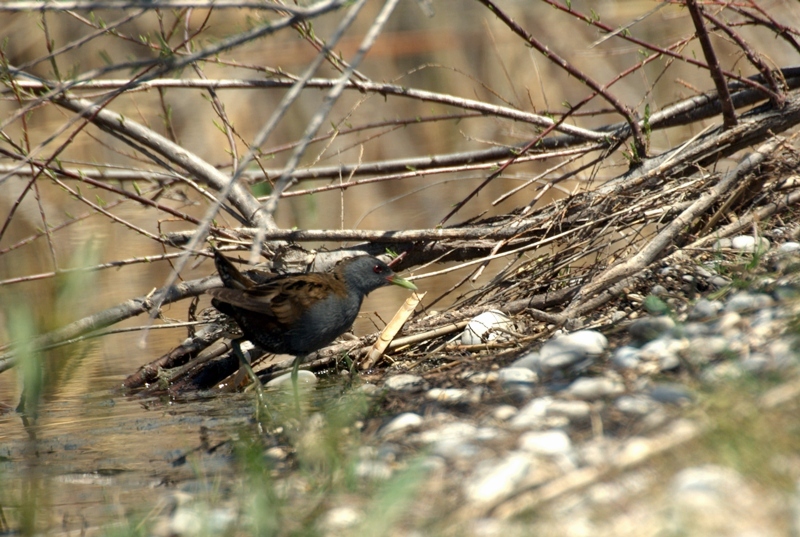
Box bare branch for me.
[685,0,738,128]
[0,0,338,12]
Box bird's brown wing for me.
[213,249,255,290]
[212,248,280,289]
[207,273,348,326]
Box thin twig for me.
[477,0,647,161]
[685,0,738,128]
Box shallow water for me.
[0,273,409,535]
[0,364,288,534]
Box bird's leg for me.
[291,354,305,415]
[232,338,261,388]
[232,339,272,423]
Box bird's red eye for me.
[373,264,384,274]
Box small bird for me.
[207,249,417,402]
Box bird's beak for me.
[387,275,417,291]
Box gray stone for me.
[492,405,518,421]
[688,298,723,320]
[426,388,472,404]
[266,369,318,388]
[579,437,615,468]
[610,310,627,323]
[463,453,531,504]
[615,395,660,415]
[503,384,533,398]
[384,373,424,391]
[650,284,668,296]
[709,275,731,288]
[358,383,380,396]
[422,430,480,460]
[461,310,513,345]
[628,316,676,342]
[740,353,771,374]
[698,364,726,384]
[509,397,552,429]
[546,399,591,421]
[168,503,237,537]
[695,266,713,278]
[498,367,538,387]
[611,346,641,370]
[539,330,607,372]
[716,311,742,332]
[473,426,501,442]
[731,235,770,252]
[468,519,522,537]
[666,465,774,537]
[793,480,800,536]
[432,439,480,459]
[779,241,800,253]
[375,443,401,461]
[379,413,423,437]
[682,322,713,338]
[658,354,681,371]
[648,383,693,405]
[686,336,729,365]
[510,352,540,372]
[775,285,800,302]
[724,292,775,313]
[319,506,363,531]
[750,308,775,328]
[462,371,499,384]
[354,460,393,480]
[420,422,496,459]
[702,362,744,383]
[769,339,796,367]
[564,318,584,331]
[566,377,624,400]
[640,408,670,431]
[264,446,290,462]
[418,421,477,444]
[420,456,447,472]
[639,337,686,371]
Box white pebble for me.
[384,374,424,391]
[539,330,608,372]
[319,507,364,530]
[612,346,641,370]
[266,369,317,387]
[518,429,572,456]
[546,399,591,421]
[498,367,538,387]
[463,453,531,504]
[426,388,471,404]
[731,235,770,252]
[461,310,513,345]
[567,377,624,400]
[379,412,423,437]
[492,405,518,421]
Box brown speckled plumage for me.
[207,250,417,357]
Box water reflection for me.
[0,369,346,534]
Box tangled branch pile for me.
[0,1,799,394]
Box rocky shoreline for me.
[151,238,800,536]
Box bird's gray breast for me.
[285,292,362,354]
